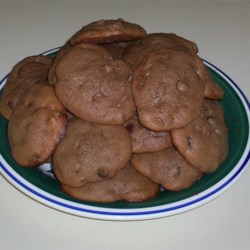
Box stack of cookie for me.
[0,19,228,203]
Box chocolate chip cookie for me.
[131,48,205,131]
[8,83,67,167]
[123,33,198,68]
[53,119,132,187]
[131,147,202,191]
[61,162,160,203]
[70,18,147,45]
[124,114,172,153]
[55,43,135,125]
[0,55,53,119]
[171,99,228,173]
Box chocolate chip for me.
[92,92,103,101]
[126,123,134,133]
[7,101,14,109]
[97,168,109,178]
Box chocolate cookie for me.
[123,33,198,68]
[131,48,205,131]
[70,18,147,45]
[53,119,132,187]
[0,55,53,119]
[204,71,224,100]
[131,147,202,191]
[55,43,135,125]
[124,32,222,101]
[8,83,67,167]
[4,55,52,84]
[124,114,172,153]
[171,99,228,173]
[61,162,160,203]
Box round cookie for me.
[61,162,160,203]
[171,99,228,173]
[55,43,135,125]
[131,48,205,131]
[53,119,132,187]
[124,114,172,153]
[8,83,67,167]
[123,33,198,68]
[70,18,147,45]
[0,55,53,120]
[131,147,202,192]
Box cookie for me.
[0,55,53,119]
[4,55,52,84]
[204,71,224,100]
[171,99,228,173]
[70,18,147,45]
[124,32,222,102]
[131,48,205,131]
[131,147,202,191]
[55,43,135,125]
[53,119,132,187]
[8,83,67,167]
[123,33,198,68]
[61,162,160,203]
[124,114,172,153]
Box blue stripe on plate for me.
[1,148,250,217]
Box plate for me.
[0,48,250,221]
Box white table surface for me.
[0,1,250,250]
